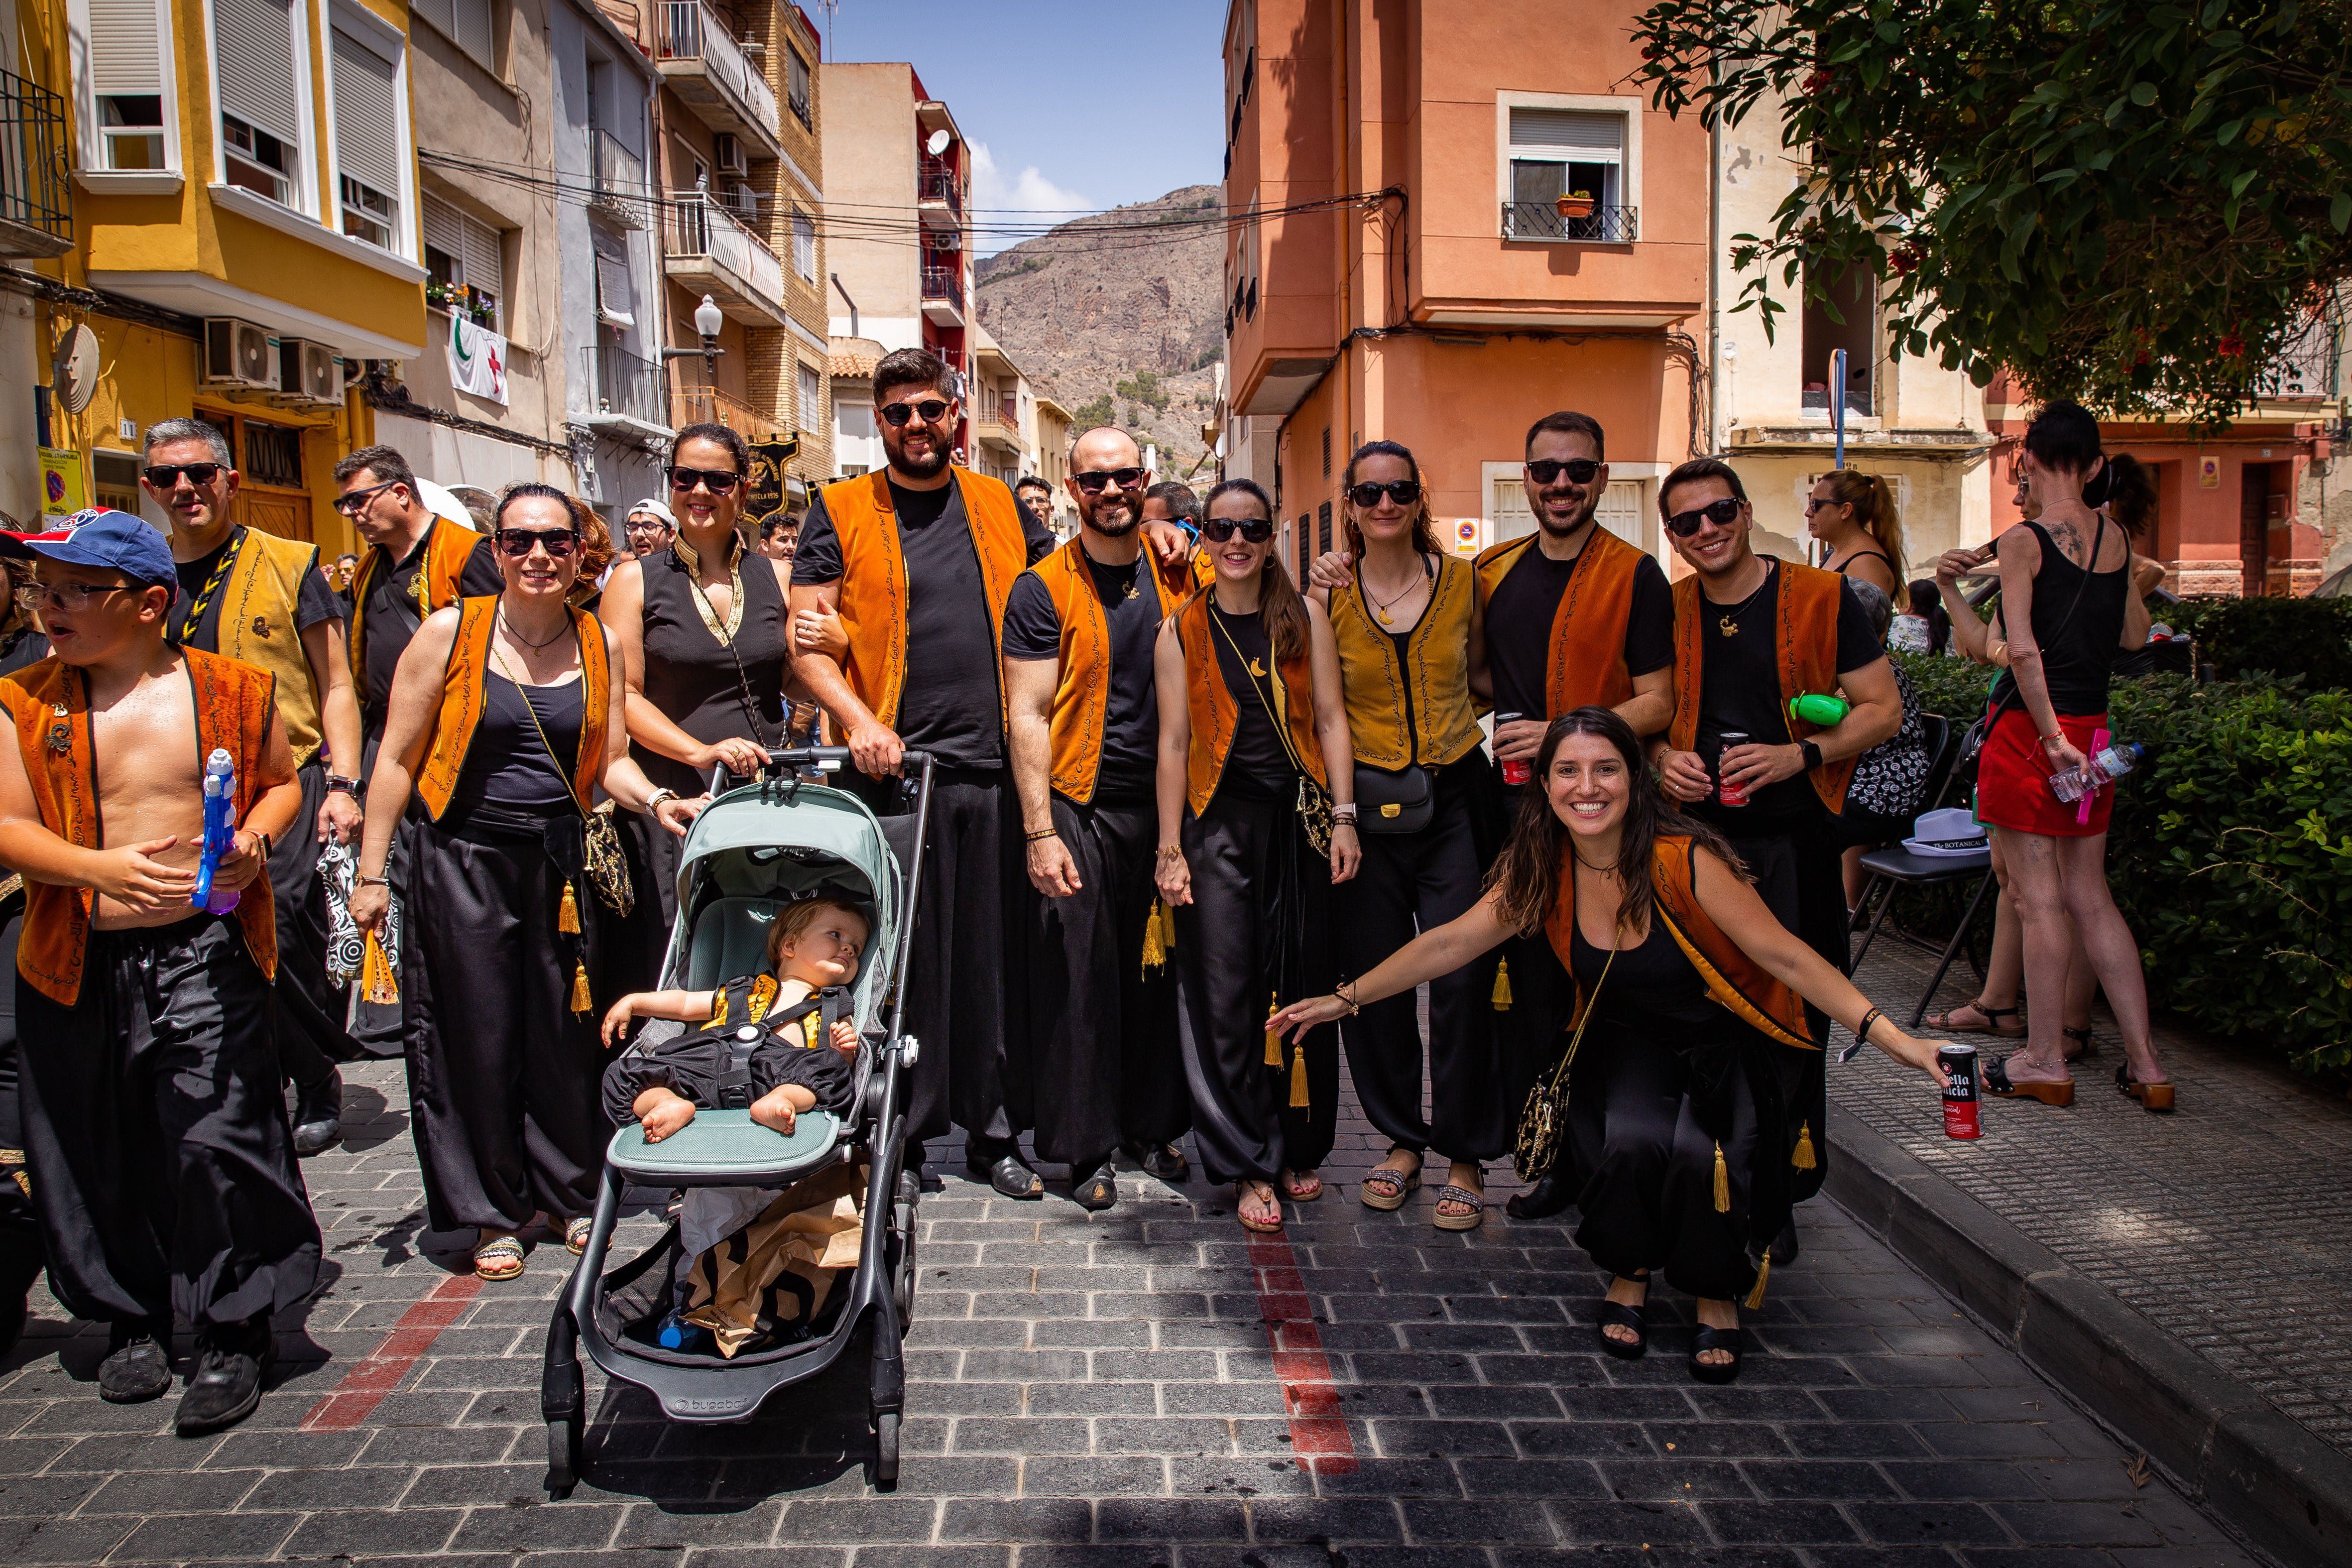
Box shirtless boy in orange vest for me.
[0,512,317,1437]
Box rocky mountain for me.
[974,184,1225,479]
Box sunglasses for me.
[143,463,224,489]
[1072,467,1147,494]
[1526,458,1601,486]
[493,527,581,558]
[333,479,401,515]
[668,466,740,494]
[1201,515,1275,544]
[1664,497,1744,538]
[1803,497,1845,514]
[1346,479,1420,508]
[879,398,952,428]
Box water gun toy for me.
[193,747,241,915]
[1788,693,1851,726]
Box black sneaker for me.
[175,1318,273,1435]
[291,1070,344,1157]
[98,1321,173,1404]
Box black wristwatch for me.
[327,774,364,799]
[1799,739,1823,773]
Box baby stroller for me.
[542,747,934,1495]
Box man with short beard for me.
[1015,475,1056,533]
[789,347,1054,1196]
[1001,430,1195,1206]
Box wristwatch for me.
[327,774,364,799]
[1799,739,1823,772]
[646,788,681,813]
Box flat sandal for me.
[1432,1183,1485,1231]
[1236,1181,1284,1233]
[473,1235,525,1280]
[1926,999,2025,1038]
[1358,1160,1420,1211]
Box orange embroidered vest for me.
[1544,835,1816,1051]
[414,598,610,820]
[2,649,280,1006]
[821,468,1031,733]
[349,517,479,687]
[1473,524,1649,715]
[1176,590,1327,816]
[1029,538,1190,804]
[1666,561,1858,815]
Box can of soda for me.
[1939,1042,1982,1139]
[1496,713,1530,786]
[1715,730,1751,806]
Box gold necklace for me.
[1362,554,1428,625]
[1714,560,1773,637]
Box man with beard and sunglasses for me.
[1000,430,1196,1208]
[1641,457,1900,1251]
[789,347,1055,1196]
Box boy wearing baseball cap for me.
[0,510,318,1435]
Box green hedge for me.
[2161,595,2352,689]
[1890,653,2352,1073]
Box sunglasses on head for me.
[879,398,952,428]
[1346,479,1419,508]
[143,463,223,489]
[1201,515,1274,544]
[1526,458,1601,486]
[1664,497,1744,538]
[493,527,581,558]
[668,466,740,494]
[1072,467,1147,494]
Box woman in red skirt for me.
[1974,402,2172,1112]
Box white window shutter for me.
[793,209,815,280]
[409,0,453,39]
[459,212,501,294]
[455,0,492,66]
[798,362,820,428]
[214,0,301,145]
[595,252,634,327]
[90,0,164,97]
[1509,108,1623,160]
[332,26,403,195]
[422,194,463,262]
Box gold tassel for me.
[570,960,592,1015]
[1791,1121,1818,1171]
[1289,1042,1309,1108]
[1491,958,1513,1011]
[1713,1142,1730,1213]
[1162,899,1174,952]
[558,879,581,935]
[1141,901,1168,974]
[1265,992,1283,1066]
[1745,1253,1771,1311]
[360,931,399,1005]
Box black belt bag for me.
[1352,761,1433,835]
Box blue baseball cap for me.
[1,508,178,594]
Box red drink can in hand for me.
[1938,1042,1982,1139]
[1496,713,1530,786]
[1715,730,1751,806]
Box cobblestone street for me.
[0,1051,2261,1566]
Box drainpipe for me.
[830,273,858,339]
[1708,118,1721,457]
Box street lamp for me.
[661,294,727,382]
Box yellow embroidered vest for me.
[1327,553,1482,769]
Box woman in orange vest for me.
[348,486,703,1281]
[1154,478,1360,1235]
[1273,708,1947,1382]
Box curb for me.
[1823,1103,2352,1568]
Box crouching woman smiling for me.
[1272,708,1946,1382]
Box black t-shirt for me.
[793,477,1054,769]
[172,529,344,653]
[1207,604,1297,803]
[1485,538,1674,722]
[1692,562,1883,829]
[1001,549,1163,802]
[362,526,505,732]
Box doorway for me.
[2239,462,2283,597]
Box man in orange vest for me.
[788,347,1055,1196]
[337,444,504,749]
[0,511,317,1435]
[1002,430,1194,1210]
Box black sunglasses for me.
[1201,516,1275,544]
[668,466,740,494]
[1346,479,1420,508]
[879,398,952,428]
[1526,458,1601,486]
[332,479,402,515]
[493,527,581,558]
[1664,497,1744,538]
[1072,467,1147,494]
[143,463,224,489]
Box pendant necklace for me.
[1714,561,1773,638]
[1364,555,1428,625]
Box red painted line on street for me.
[1249,1233,1358,1474]
[300,1273,484,1432]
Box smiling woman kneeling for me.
[1272,709,1946,1382]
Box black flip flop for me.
[1689,1324,1744,1384]
[968,1153,1045,1200]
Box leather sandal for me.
[969,1153,1046,1200]
[1596,1275,1648,1359]
[2115,1064,2176,1114]
[1237,1180,1284,1233]
[1432,1183,1484,1232]
[1281,1169,1323,1203]
[1983,1054,2076,1106]
[1358,1151,1421,1210]
[1689,1324,1745,1385]
[2060,1024,2101,1060]
[1926,999,2025,1038]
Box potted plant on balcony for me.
[1555,190,1596,221]
[425,280,458,309]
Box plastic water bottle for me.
[2050,741,2145,803]
[656,1311,711,1354]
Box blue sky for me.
[815,0,1227,250]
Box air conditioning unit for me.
[935,228,962,251]
[275,338,345,406]
[713,133,748,177]
[203,318,279,390]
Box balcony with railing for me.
[972,393,1021,457]
[1500,202,1638,244]
[656,0,781,156]
[667,189,788,326]
[0,67,71,259]
[918,159,960,223]
[920,261,963,327]
[582,344,673,440]
[671,378,791,442]
[588,128,650,230]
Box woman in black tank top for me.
[1805,472,1904,600]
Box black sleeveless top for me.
[1566,914,1735,1041]
[635,542,789,796]
[1988,519,2127,718]
[1208,604,1297,804]
[443,671,585,842]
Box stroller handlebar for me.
[706,747,937,794]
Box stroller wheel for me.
[891,1206,918,1338]
[545,1417,582,1498]
[867,1409,900,1489]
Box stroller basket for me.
[590,1223,854,1371]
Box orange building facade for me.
[1219,0,1708,576]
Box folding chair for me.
[1849,714,2001,1026]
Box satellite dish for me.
[925,128,951,157]
[53,324,99,414]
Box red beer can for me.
[1715,730,1751,807]
[1496,713,1531,786]
[1939,1042,1982,1139]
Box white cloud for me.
[969,141,1094,253]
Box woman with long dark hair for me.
[1155,477,1360,1235]
[1273,709,1946,1381]
[1310,441,1501,1228]
[350,485,702,1279]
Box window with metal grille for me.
[1297,515,1310,581]
[1507,106,1626,239]
[243,419,303,488]
[1320,427,1330,477]
[332,22,403,249]
[1317,500,1331,554]
[213,0,302,206]
[87,0,170,171]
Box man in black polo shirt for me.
[336,447,503,748]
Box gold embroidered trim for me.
[670,534,746,642]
